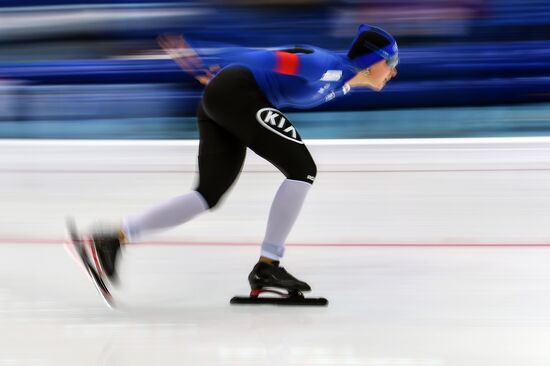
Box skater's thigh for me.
[196,102,246,207]
[248,108,316,183]
[202,66,316,182]
[209,101,316,183]
[197,101,245,157]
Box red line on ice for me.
[1,237,550,247]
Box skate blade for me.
[230,296,328,306]
[65,217,114,308]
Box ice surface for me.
[1,138,550,365]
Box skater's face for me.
[347,59,397,91]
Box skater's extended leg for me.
[92,103,245,283]
[122,191,208,241]
[122,103,246,242]
[90,190,209,283]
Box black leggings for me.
[195,66,317,208]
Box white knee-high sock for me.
[261,179,312,260]
[122,191,208,242]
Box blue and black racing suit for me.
[195,46,358,208]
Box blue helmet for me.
[347,24,399,70]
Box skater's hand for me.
[157,34,219,85]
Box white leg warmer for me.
[260,179,312,260]
[122,191,208,242]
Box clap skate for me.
[65,218,123,308]
[231,261,328,306]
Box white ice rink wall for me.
[1,137,550,245]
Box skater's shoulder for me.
[273,44,334,58]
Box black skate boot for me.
[230,261,327,306]
[90,229,124,284]
[248,261,311,293]
[65,218,116,307]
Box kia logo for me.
[255,108,303,144]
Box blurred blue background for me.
[0,0,548,139]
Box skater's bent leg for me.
[261,179,312,260]
[203,73,317,261]
[122,191,208,241]
[246,115,317,261]
[254,140,317,261]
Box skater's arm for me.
[158,34,220,85]
[158,34,331,82]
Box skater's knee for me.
[284,157,317,184]
[194,187,223,209]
